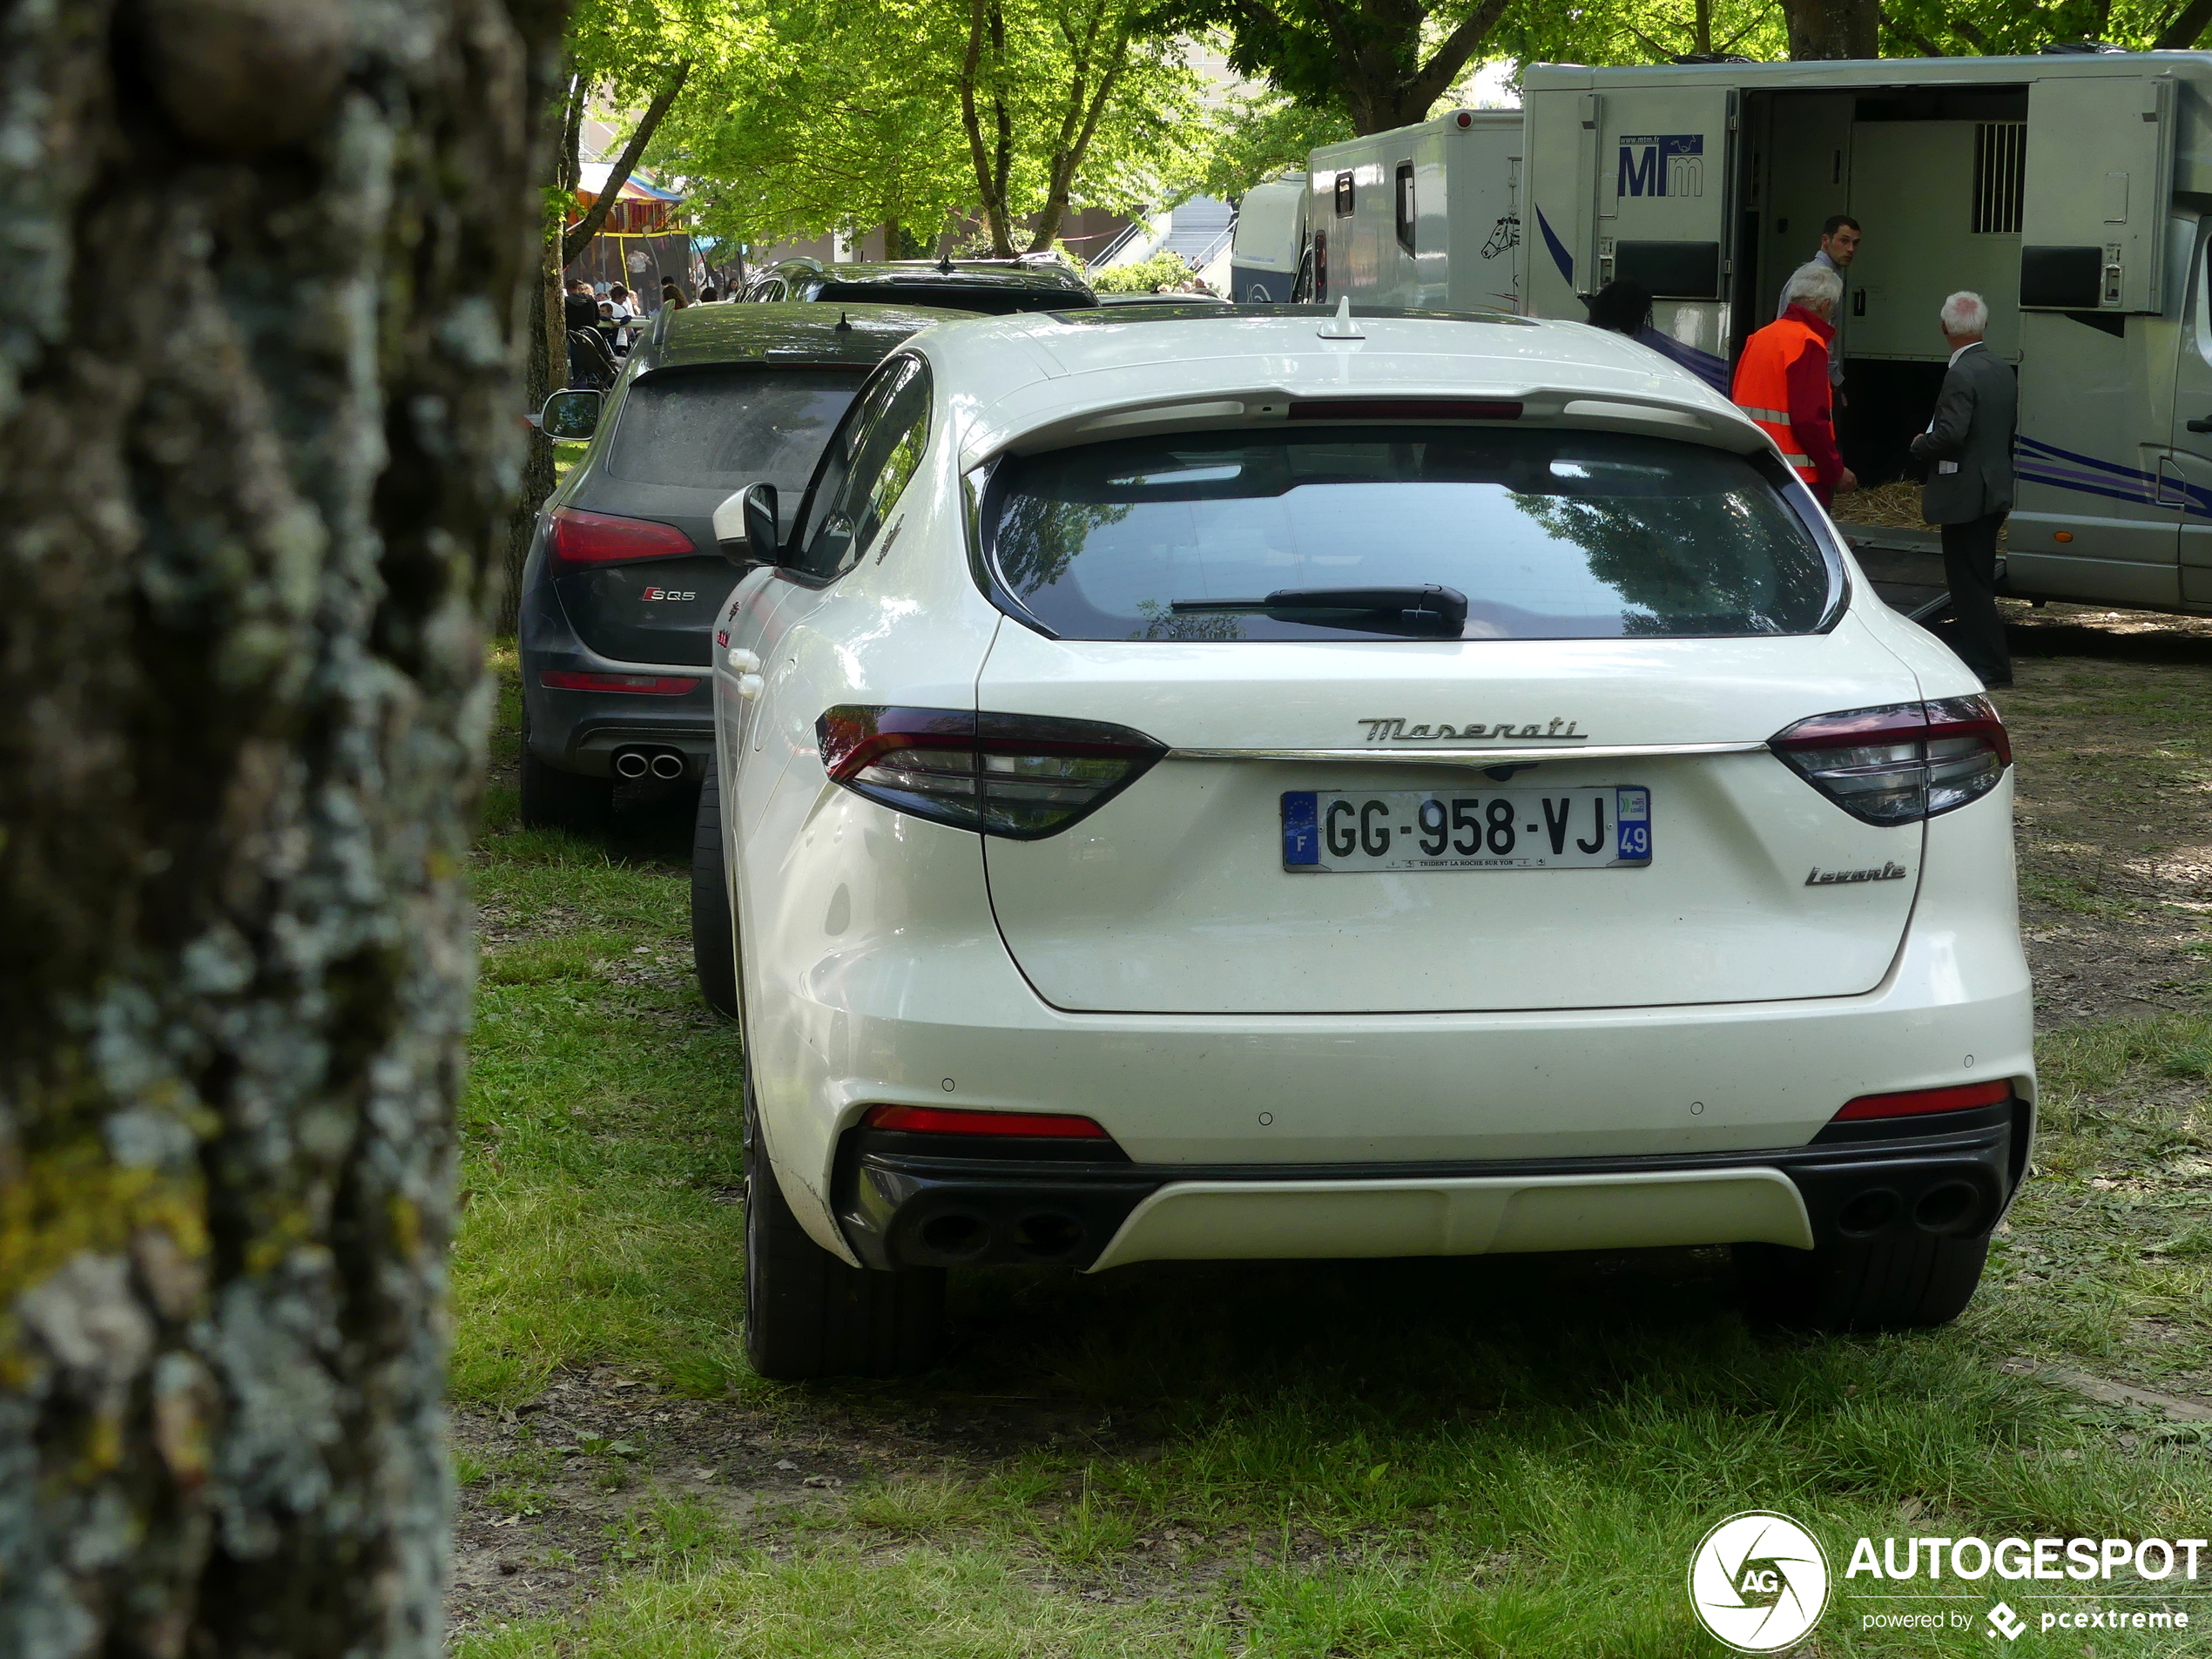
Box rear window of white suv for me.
[981,426,1838,641]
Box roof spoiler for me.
[964,385,1766,468]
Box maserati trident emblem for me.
[1359,717,1587,743]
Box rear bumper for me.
[517,537,714,779]
[835,1104,2025,1272]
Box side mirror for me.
[539,388,601,441]
[711,482,780,565]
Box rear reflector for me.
[863,1104,1109,1138]
[540,670,698,696]
[1834,1080,2013,1121]
[1289,398,1521,422]
[547,507,696,568]
[817,705,1165,840]
[1769,696,2009,825]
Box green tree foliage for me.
[1877,0,2207,53]
[1089,249,1199,289]
[653,0,1208,256]
[1193,86,1349,199]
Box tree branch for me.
[561,59,691,268]
[2156,0,2212,47]
[1404,0,1512,117]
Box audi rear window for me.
[602,367,869,494]
[982,426,1838,641]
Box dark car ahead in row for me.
[739,255,1097,314]
[517,302,969,829]
[519,261,1103,830]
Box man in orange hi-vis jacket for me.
[1732,262,1858,509]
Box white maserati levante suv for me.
[691,301,2033,1379]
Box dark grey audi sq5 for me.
[516,301,968,829]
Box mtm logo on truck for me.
[1618,134,1705,199]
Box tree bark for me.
[502,246,568,632]
[1784,0,1880,57]
[0,0,566,1650]
[560,61,691,270]
[960,0,1020,258]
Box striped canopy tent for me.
[564,164,691,296]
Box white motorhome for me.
[1518,52,2212,614]
[1228,173,1311,302]
[1305,109,1524,313]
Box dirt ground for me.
[451,598,2212,1639]
[1995,601,2212,1025]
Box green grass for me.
[456,650,747,1402]
[455,652,2212,1656]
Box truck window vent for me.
[1973,122,2026,235]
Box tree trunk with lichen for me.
[0,0,565,1651]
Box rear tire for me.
[1735,1233,1989,1332]
[518,711,612,833]
[742,1078,945,1380]
[691,749,739,1018]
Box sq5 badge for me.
[641,587,697,602]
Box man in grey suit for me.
[1910,290,2017,688]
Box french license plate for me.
[1281,786,1651,873]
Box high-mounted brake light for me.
[547,507,695,568]
[540,670,698,695]
[817,706,1165,840]
[1834,1080,2013,1122]
[1289,398,1521,422]
[1768,696,2009,825]
[863,1104,1109,1138]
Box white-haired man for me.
[1732,262,1856,508]
[1910,290,2016,688]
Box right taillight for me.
[546,507,695,569]
[1834,1079,2013,1121]
[816,706,1165,840]
[1769,695,2010,825]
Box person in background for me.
[1583,277,1730,395]
[698,283,718,303]
[1732,261,1856,509]
[563,287,616,389]
[1777,214,1860,401]
[659,277,687,312]
[1911,290,2016,689]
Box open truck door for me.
[2007,71,2182,607]
[1547,84,1742,388]
[2020,74,2173,318]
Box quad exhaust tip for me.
[1835,1179,1987,1240]
[914,1206,1087,1265]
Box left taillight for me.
[1768,696,2010,826]
[816,705,1166,840]
[546,507,695,569]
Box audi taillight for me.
[547,507,695,568]
[816,706,1165,840]
[862,1104,1109,1138]
[1834,1080,2013,1121]
[1768,696,2009,825]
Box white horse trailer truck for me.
[1228,173,1311,301]
[1306,109,1524,313]
[1516,51,2212,616]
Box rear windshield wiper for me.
[1170,584,1468,637]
